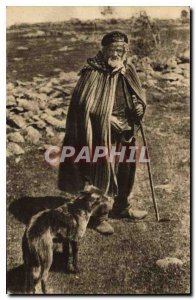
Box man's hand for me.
[132,95,144,121]
[134,103,144,119]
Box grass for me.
[7,22,190,294]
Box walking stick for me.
[139,121,169,222]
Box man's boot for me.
[94,205,114,235]
[120,207,148,220]
[96,220,114,235]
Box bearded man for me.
[58,31,148,235]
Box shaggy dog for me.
[22,185,112,294]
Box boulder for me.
[7,115,26,129]
[8,132,25,143]
[17,46,29,50]
[166,57,178,69]
[7,142,24,156]
[41,114,65,130]
[53,68,62,73]
[35,120,46,129]
[25,126,42,144]
[36,93,48,101]
[46,127,55,137]
[155,183,173,194]
[14,58,23,61]
[151,91,164,101]
[56,132,65,144]
[39,85,53,95]
[23,111,34,119]
[58,71,79,83]
[179,63,189,71]
[161,73,184,81]
[48,98,65,109]
[156,257,183,271]
[17,99,39,113]
[7,82,15,91]
[59,46,68,52]
[178,50,189,63]
[7,95,16,106]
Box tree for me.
[131,11,161,57]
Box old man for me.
[58,31,147,234]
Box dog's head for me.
[74,184,113,214]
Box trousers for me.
[95,128,136,222]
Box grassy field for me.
[7,20,190,294]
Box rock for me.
[25,126,42,144]
[7,95,16,106]
[56,132,65,143]
[156,257,183,271]
[151,91,164,101]
[146,79,158,87]
[59,71,79,83]
[48,98,64,109]
[8,132,25,143]
[9,107,24,114]
[59,46,68,51]
[45,108,64,117]
[165,86,177,92]
[46,127,55,137]
[37,74,44,78]
[15,157,21,163]
[155,184,173,194]
[172,39,183,46]
[166,57,178,69]
[161,73,184,81]
[70,37,77,42]
[16,80,31,87]
[39,85,53,95]
[7,115,26,129]
[33,76,45,83]
[53,68,62,73]
[23,30,45,38]
[35,120,46,129]
[41,114,65,130]
[7,142,24,156]
[179,63,189,71]
[137,72,146,82]
[37,92,48,100]
[178,50,189,63]
[50,90,65,98]
[17,99,39,113]
[17,46,28,50]
[14,57,23,61]
[7,82,15,91]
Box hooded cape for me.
[58,51,146,195]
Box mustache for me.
[108,57,124,68]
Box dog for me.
[22,184,112,294]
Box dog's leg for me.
[41,278,47,294]
[63,239,70,270]
[71,241,79,273]
[40,245,53,294]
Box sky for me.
[6,6,189,27]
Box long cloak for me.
[58,52,146,195]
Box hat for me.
[101,31,128,46]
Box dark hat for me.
[101,31,128,46]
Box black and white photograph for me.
[6,6,190,294]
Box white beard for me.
[108,57,124,69]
